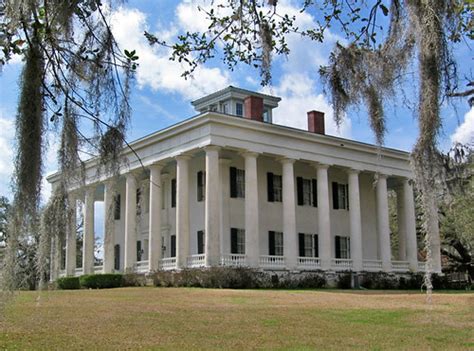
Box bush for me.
[56,277,81,290]
[336,272,352,289]
[122,273,147,287]
[80,274,123,289]
[360,272,399,289]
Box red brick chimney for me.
[307,110,325,135]
[244,96,264,122]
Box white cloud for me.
[263,74,351,138]
[110,7,231,100]
[451,107,474,146]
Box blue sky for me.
[0,0,473,203]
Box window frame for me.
[230,167,245,198]
[231,228,245,254]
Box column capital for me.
[161,172,170,181]
[310,162,331,170]
[240,150,259,159]
[84,186,95,198]
[347,168,361,175]
[175,153,192,162]
[278,157,296,165]
[203,145,221,153]
[149,162,165,172]
[375,172,388,180]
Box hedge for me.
[56,276,81,290]
[79,274,123,289]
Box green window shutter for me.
[197,171,203,202]
[314,234,319,258]
[230,167,237,198]
[171,179,176,208]
[297,177,304,205]
[312,179,318,207]
[197,230,204,254]
[267,172,274,202]
[335,236,341,259]
[332,182,339,209]
[298,233,305,257]
[231,228,238,254]
[170,235,176,257]
[269,231,275,255]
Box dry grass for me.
[0,288,472,350]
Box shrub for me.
[80,274,123,289]
[297,273,326,289]
[56,277,81,290]
[336,272,352,289]
[122,273,147,287]
[360,272,399,289]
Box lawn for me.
[0,288,472,350]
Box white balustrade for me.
[297,257,321,270]
[59,269,66,278]
[187,254,206,268]
[74,268,83,277]
[331,258,353,270]
[418,262,427,271]
[134,260,149,273]
[362,259,383,271]
[161,257,177,270]
[391,260,410,272]
[259,255,286,269]
[220,254,246,267]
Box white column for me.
[396,185,407,261]
[243,152,259,267]
[83,187,95,274]
[65,194,76,276]
[219,159,232,258]
[376,174,392,272]
[176,155,190,268]
[403,179,418,271]
[103,181,115,273]
[124,174,137,272]
[149,164,163,272]
[281,158,297,270]
[348,169,363,272]
[205,146,221,267]
[316,164,331,270]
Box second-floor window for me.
[197,171,205,202]
[230,167,245,198]
[298,233,319,257]
[114,194,121,220]
[171,178,176,208]
[230,228,245,254]
[332,182,349,210]
[236,102,243,116]
[268,231,284,256]
[297,177,317,207]
[267,172,282,202]
[335,236,350,259]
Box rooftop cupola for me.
[191,86,281,123]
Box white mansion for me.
[50,86,442,280]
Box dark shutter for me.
[197,230,204,254]
[332,182,339,209]
[114,244,120,270]
[267,172,274,202]
[171,179,176,208]
[269,231,275,255]
[197,171,203,201]
[170,235,176,257]
[312,179,318,207]
[314,234,319,258]
[230,167,237,198]
[231,228,238,254]
[297,177,304,205]
[346,184,349,210]
[335,236,341,259]
[137,240,142,261]
[114,194,121,220]
[298,233,305,257]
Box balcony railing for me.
[363,259,383,271]
[93,265,104,274]
[74,268,83,277]
[259,255,285,269]
[59,269,66,278]
[331,258,353,270]
[161,257,177,270]
[297,257,321,270]
[188,254,206,268]
[221,254,246,267]
[134,260,149,273]
[391,261,410,272]
[418,262,427,271]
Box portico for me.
[49,87,439,279]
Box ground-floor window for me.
[298,233,319,257]
[137,240,142,261]
[197,230,205,254]
[230,228,245,254]
[335,236,350,259]
[268,231,284,256]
